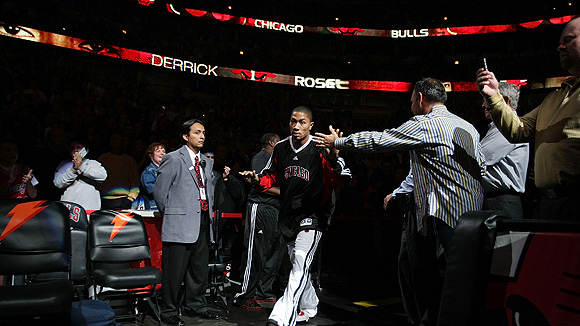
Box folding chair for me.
[0,199,74,323]
[87,209,162,325]
[31,201,90,299]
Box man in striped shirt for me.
[314,77,485,326]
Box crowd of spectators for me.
[0,38,433,218]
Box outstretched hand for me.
[476,68,499,97]
[314,125,341,149]
[239,170,259,184]
[383,193,394,210]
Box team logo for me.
[63,203,82,223]
[137,0,154,6]
[285,166,310,181]
[330,27,364,35]
[211,13,234,21]
[184,9,207,17]
[231,69,276,82]
[300,218,313,227]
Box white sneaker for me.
[296,311,315,323]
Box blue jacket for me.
[140,161,159,210]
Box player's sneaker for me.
[256,296,277,304]
[234,298,262,311]
[296,311,315,323]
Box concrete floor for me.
[118,275,409,326]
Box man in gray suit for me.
[154,119,219,326]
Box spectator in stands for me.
[32,125,69,200]
[477,17,580,221]
[54,140,107,211]
[140,142,166,210]
[0,139,38,199]
[97,132,140,210]
[480,82,530,219]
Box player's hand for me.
[314,125,339,149]
[239,170,259,184]
[383,193,394,210]
[476,68,499,97]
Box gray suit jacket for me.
[153,145,214,243]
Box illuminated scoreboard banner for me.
[157,3,578,38]
[1,22,547,92]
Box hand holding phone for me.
[78,147,87,158]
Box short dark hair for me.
[291,106,313,121]
[414,78,447,104]
[181,119,205,138]
[69,138,89,149]
[260,133,279,148]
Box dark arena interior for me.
[1,1,580,325]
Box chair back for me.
[58,200,89,230]
[57,201,89,281]
[88,209,151,263]
[0,199,72,275]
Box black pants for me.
[235,202,281,301]
[398,196,452,326]
[484,193,523,220]
[101,197,133,210]
[540,194,580,221]
[161,212,210,318]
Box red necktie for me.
[194,156,209,211]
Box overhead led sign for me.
[0,22,559,93]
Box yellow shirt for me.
[485,77,580,189]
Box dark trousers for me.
[398,196,453,326]
[101,197,133,210]
[235,202,281,301]
[484,193,524,220]
[161,213,210,318]
[539,194,580,221]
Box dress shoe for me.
[161,315,185,326]
[182,308,220,320]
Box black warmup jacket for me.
[256,136,351,239]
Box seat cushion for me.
[93,266,162,289]
[0,279,74,317]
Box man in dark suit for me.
[153,119,219,326]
